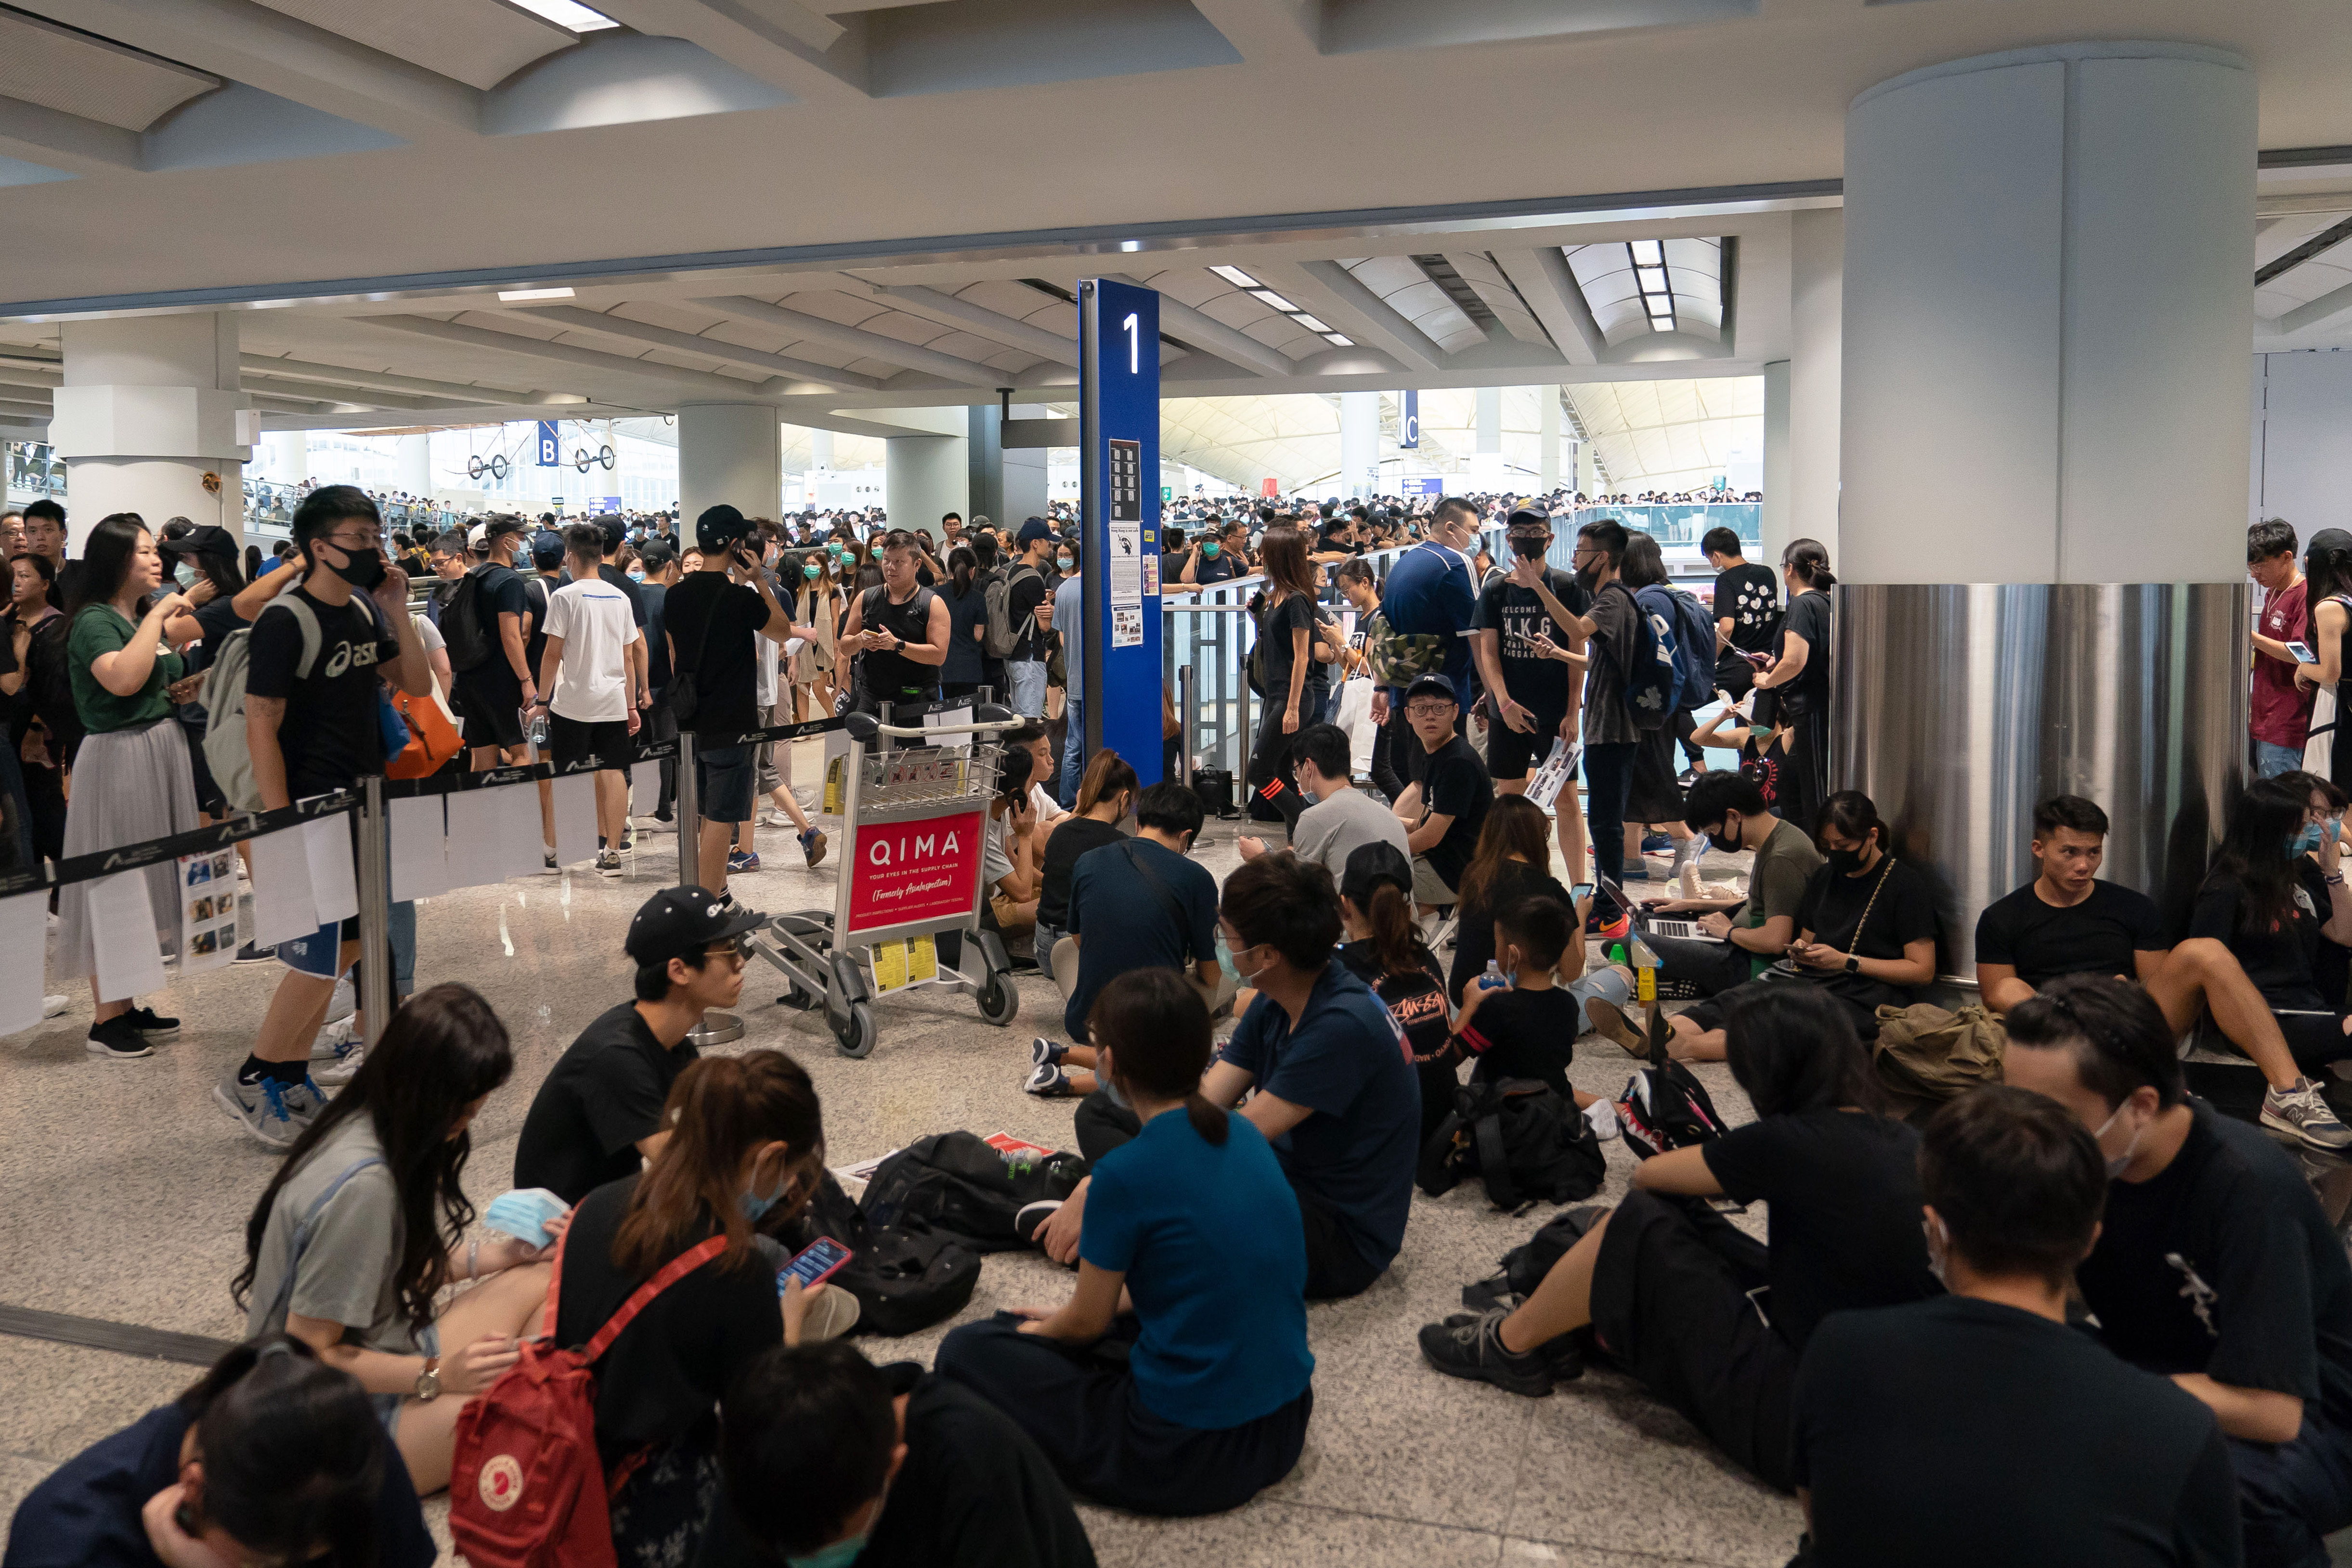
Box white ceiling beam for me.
[14,0,481,142]
[1248,259,1444,371]
[1492,247,1607,365]
[692,296,1012,388]
[241,373,445,412]
[358,315,774,397]
[0,96,140,176]
[1180,0,1319,66]
[586,0,866,102]
[858,285,1081,368]
[510,305,884,391]
[0,364,63,389]
[1105,276,1293,378]
[2278,279,2352,336]
[238,354,533,404]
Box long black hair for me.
[234,984,513,1333]
[1089,968,1226,1145]
[1783,536,1836,591]
[1723,985,1886,1117]
[2204,774,2311,939]
[2306,529,2352,607]
[65,512,150,621]
[949,544,978,596]
[178,1337,385,1568]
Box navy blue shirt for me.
[638,580,671,694]
[1080,1110,1313,1429]
[1376,540,1477,700]
[1065,838,1217,1041]
[1219,958,1420,1273]
[4,1400,436,1568]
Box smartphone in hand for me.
[779,1237,852,1292]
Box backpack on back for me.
[783,1170,981,1335]
[448,1230,727,1568]
[1641,584,1716,713]
[857,1131,1089,1252]
[23,613,81,766]
[440,565,496,674]
[1605,581,1675,731]
[1416,1078,1607,1210]
[982,564,1036,659]
[202,592,363,814]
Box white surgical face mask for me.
[2092,1101,2147,1178]
[1921,1213,1950,1287]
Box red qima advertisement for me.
[846,811,982,933]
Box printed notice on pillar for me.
[1109,439,1142,523]
[1141,554,1159,598]
[845,810,982,936]
[1112,606,1144,648]
[178,849,239,974]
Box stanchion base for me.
[688,1011,744,1046]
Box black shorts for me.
[549,712,631,772]
[453,669,525,750]
[1486,706,1568,780]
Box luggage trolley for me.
[757,705,1022,1057]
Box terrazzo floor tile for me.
[1079,1499,1508,1568]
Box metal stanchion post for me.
[675,729,702,891]
[355,777,393,1048]
[1178,663,1195,790]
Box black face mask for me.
[1573,559,1602,593]
[326,544,387,591]
[1707,815,1742,855]
[1508,534,1548,559]
[1825,845,1867,876]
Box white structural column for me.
[1538,388,1562,492]
[677,403,781,526]
[885,432,968,532]
[1338,390,1380,498]
[395,433,430,496]
[1842,43,2251,583]
[1472,386,1503,490]
[1787,209,1842,565]
[1760,360,1792,561]
[52,313,250,547]
[261,430,307,487]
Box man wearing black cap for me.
[1471,503,1592,875]
[664,504,805,903]
[1390,673,1492,911]
[1002,519,1056,718]
[449,515,536,773]
[512,886,761,1205]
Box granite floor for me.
[0,738,1805,1566]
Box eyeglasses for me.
[1405,702,1454,719]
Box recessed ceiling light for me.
[498,286,575,301]
[1649,317,1674,333]
[1324,334,1353,347]
[1636,267,1667,292]
[1629,240,1664,266]
[1210,265,1260,288]
[1295,314,1331,333]
[1250,290,1299,313]
[1118,240,1143,253]
[506,0,618,30]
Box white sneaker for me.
[325,974,355,1024]
[41,994,66,1018]
[310,1015,357,1060]
[759,808,793,828]
[313,1037,367,1087]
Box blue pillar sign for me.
[535,419,560,467]
[1079,277,1164,786]
[1400,389,1419,449]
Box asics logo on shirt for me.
[320,637,381,679]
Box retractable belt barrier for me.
[0,791,358,899]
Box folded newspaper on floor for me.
[1526,738,1582,813]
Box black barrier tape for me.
[379,738,682,800]
[0,790,360,899]
[687,715,847,749]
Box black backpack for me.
[780,1172,981,1337]
[1616,1056,1728,1158]
[857,1132,1089,1252]
[1460,1204,1611,1314]
[439,565,495,673]
[24,613,81,764]
[1416,1078,1607,1211]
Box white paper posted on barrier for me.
[88,870,169,1004]
[493,783,545,881]
[630,759,661,811]
[443,790,501,893]
[0,890,45,1037]
[551,773,597,868]
[390,795,449,903]
[304,816,359,926]
[178,849,238,974]
[247,827,318,946]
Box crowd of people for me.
[10,480,2352,1568]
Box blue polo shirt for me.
[1080,1109,1313,1429]
[1376,539,1477,701]
[1219,958,1420,1274]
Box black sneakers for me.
[1416,1309,1568,1397]
[122,1005,180,1040]
[85,1015,153,1061]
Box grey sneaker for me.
[215,1071,304,1149]
[596,849,623,878]
[313,1036,367,1088]
[1416,1308,1558,1397]
[2262,1078,2352,1153]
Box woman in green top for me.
[57,512,204,1060]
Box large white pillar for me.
[262,430,307,485]
[1538,387,1562,492]
[51,313,249,546]
[884,433,967,533]
[1836,41,2254,961]
[1338,390,1380,499]
[1470,386,1504,490]
[1760,360,1791,561]
[677,403,780,526]
[1788,209,1842,563]
[395,433,430,496]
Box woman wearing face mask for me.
[54,513,206,1059]
[2189,772,2352,1075]
[792,548,842,720]
[1415,985,1938,1489]
[1748,538,1834,837]
[6,1334,438,1568]
[235,984,549,1498]
[553,1048,852,1563]
[939,544,992,702]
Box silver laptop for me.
[1594,870,1723,945]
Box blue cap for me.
[1404,672,1457,706]
[1017,518,1054,544]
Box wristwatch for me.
[893,635,904,653]
[415,1356,442,1402]
[1844,956,1860,974]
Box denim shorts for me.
[279,901,417,989]
[1007,661,1048,718]
[698,741,757,825]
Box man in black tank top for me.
[839,527,951,714]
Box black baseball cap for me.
[1506,501,1552,529]
[1403,672,1458,706]
[1017,518,1054,544]
[156,523,237,561]
[625,887,765,967]
[1339,841,1413,909]
[696,504,754,550]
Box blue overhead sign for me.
[1079,277,1164,787]
[535,420,560,467]
[1402,475,1443,497]
[1400,389,1419,449]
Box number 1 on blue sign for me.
[1123,312,1138,374]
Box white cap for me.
[467,522,489,548]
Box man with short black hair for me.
[2006,974,2352,1563]
[2252,518,2313,778]
[839,529,950,715]
[449,516,537,773]
[1371,495,1480,738]
[512,886,759,1204]
[21,498,71,611]
[1472,503,1591,871]
[535,525,642,875]
[1389,673,1491,912]
[1703,526,1777,702]
[1544,518,1644,916]
[1001,520,1056,716]
[1240,721,1409,875]
[1791,1083,2239,1567]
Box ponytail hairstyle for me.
[613,1050,824,1276]
[1457,794,1553,916]
[996,741,1038,815]
[177,1336,386,1568]
[1087,969,1225,1146]
[1075,747,1138,816]
[1814,788,1888,858]
[1783,536,1836,592]
[1361,879,1422,978]
[949,544,978,596]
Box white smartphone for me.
[2287,639,2318,665]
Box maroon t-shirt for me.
[2253,578,2314,747]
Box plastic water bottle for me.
[522,705,548,748]
[1478,960,1511,993]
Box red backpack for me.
[449,1228,729,1568]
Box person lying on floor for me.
[1415,986,1939,1492]
[934,969,1315,1517]
[1974,788,2350,1152]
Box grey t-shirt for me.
[1581,583,1642,746]
[245,1116,424,1354]
[1292,786,1411,877]
[1739,817,1826,976]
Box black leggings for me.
[1245,701,1307,829]
[1370,700,1410,803]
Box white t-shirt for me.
[543,577,640,722]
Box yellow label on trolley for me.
[823,754,847,816]
[871,934,939,994]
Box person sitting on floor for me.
[1389,673,1493,915]
[1335,841,1458,1145]
[1033,853,1420,1303]
[1416,986,1939,1492]
[1975,790,2350,1152]
[1790,1085,2240,1568]
[935,969,1315,1517]
[4,1335,436,1568]
[702,1341,1098,1568]
[1033,750,1138,977]
[1444,792,1577,1002]
[1452,894,1623,1140]
[2003,973,2352,1566]
[1238,722,1410,874]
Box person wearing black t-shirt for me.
[2005,975,2352,1566]
[1419,986,1938,1491]
[450,516,536,771]
[1792,1084,2239,1568]
[1245,526,1322,830]
[2190,773,2352,1074]
[1749,537,1833,837]
[1702,526,1778,700]
[593,513,651,730]
[1034,751,1135,978]
[704,1343,1098,1568]
[1471,512,1592,871]
[1659,790,1936,1061]
[1980,790,2351,1153]
[1335,842,1457,1143]
[1452,893,1625,1136]
[513,887,762,1204]
[1393,672,1493,911]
